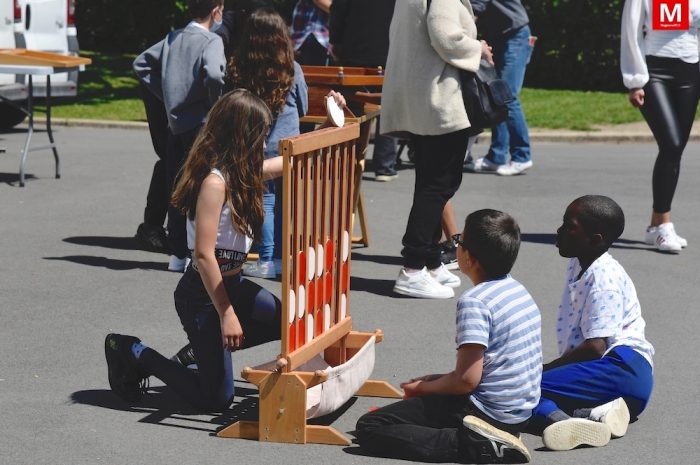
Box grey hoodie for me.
[134,23,225,135]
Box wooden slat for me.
[305,425,351,445]
[285,125,360,155]
[286,317,353,371]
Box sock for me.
[573,407,593,418]
[547,409,571,423]
[403,267,422,275]
[131,342,146,359]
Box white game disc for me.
[288,290,296,324]
[324,304,331,331]
[342,230,349,262]
[297,285,306,318]
[325,96,345,127]
[307,246,315,281]
[306,314,314,343]
[316,243,324,277]
[340,293,347,320]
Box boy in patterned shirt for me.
[355,209,542,463]
[534,195,655,451]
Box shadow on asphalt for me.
[521,233,651,251]
[351,252,403,267]
[71,384,359,436]
[350,276,396,298]
[0,172,36,186]
[44,255,167,271]
[63,235,151,252]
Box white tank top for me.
[186,169,253,271]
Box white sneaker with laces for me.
[645,223,682,253]
[243,260,276,279]
[645,223,687,248]
[542,418,611,451]
[168,255,191,272]
[465,156,500,173]
[429,263,461,288]
[393,267,454,299]
[496,160,533,176]
[587,397,630,438]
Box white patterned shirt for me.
[456,275,542,424]
[556,253,654,368]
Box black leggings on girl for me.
[641,56,700,214]
[139,268,281,411]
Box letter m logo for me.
[652,0,689,30]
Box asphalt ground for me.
[1,126,699,464]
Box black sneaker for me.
[460,415,530,464]
[135,223,168,253]
[171,343,197,369]
[104,333,148,403]
[439,240,459,271]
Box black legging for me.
[640,56,700,214]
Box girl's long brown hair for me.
[227,7,295,118]
[171,89,272,241]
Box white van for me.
[0,0,28,128]
[14,0,80,97]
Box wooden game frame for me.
[217,124,401,445]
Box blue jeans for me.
[139,268,281,411]
[486,25,532,165]
[530,346,653,432]
[259,178,283,262]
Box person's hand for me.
[629,88,644,107]
[326,90,346,109]
[220,308,244,350]
[480,40,494,65]
[400,380,423,399]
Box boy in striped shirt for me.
[355,209,542,463]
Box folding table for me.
[0,49,91,186]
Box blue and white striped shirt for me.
[456,275,542,424]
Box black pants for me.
[641,56,700,214]
[355,395,524,463]
[139,83,169,228]
[402,129,469,269]
[166,126,201,258]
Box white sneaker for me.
[542,418,611,451]
[429,263,461,288]
[496,160,533,176]
[587,397,630,438]
[393,267,454,299]
[168,255,190,272]
[243,260,276,279]
[645,223,682,253]
[465,156,500,173]
[645,223,687,248]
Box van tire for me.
[0,102,27,129]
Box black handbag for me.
[424,0,514,136]
[460,60,514,136]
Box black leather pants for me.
[641,56,700,213]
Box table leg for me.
[45,75,60,179]
[19,75,34,188]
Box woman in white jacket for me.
[382,0,492,298]
[621,0,700,253]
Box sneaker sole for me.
[599,398,630,438]
[463,415,531,462]
[543,418,611,451]
[443,261,460,271]
[393,284,454,299]
[438,279,461,288]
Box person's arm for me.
[620,0,647,106]
[203,37,227,105]
[313,0,332,14]
[426,0,483,72]
[193,174,245,350]
[543,338,607,371]
[133,38,166,101]
[401,344,484,398]
[263,157,284,180]
[469,0,491,17]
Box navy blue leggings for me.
[531,346,653,431]
[140,268,281,411]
